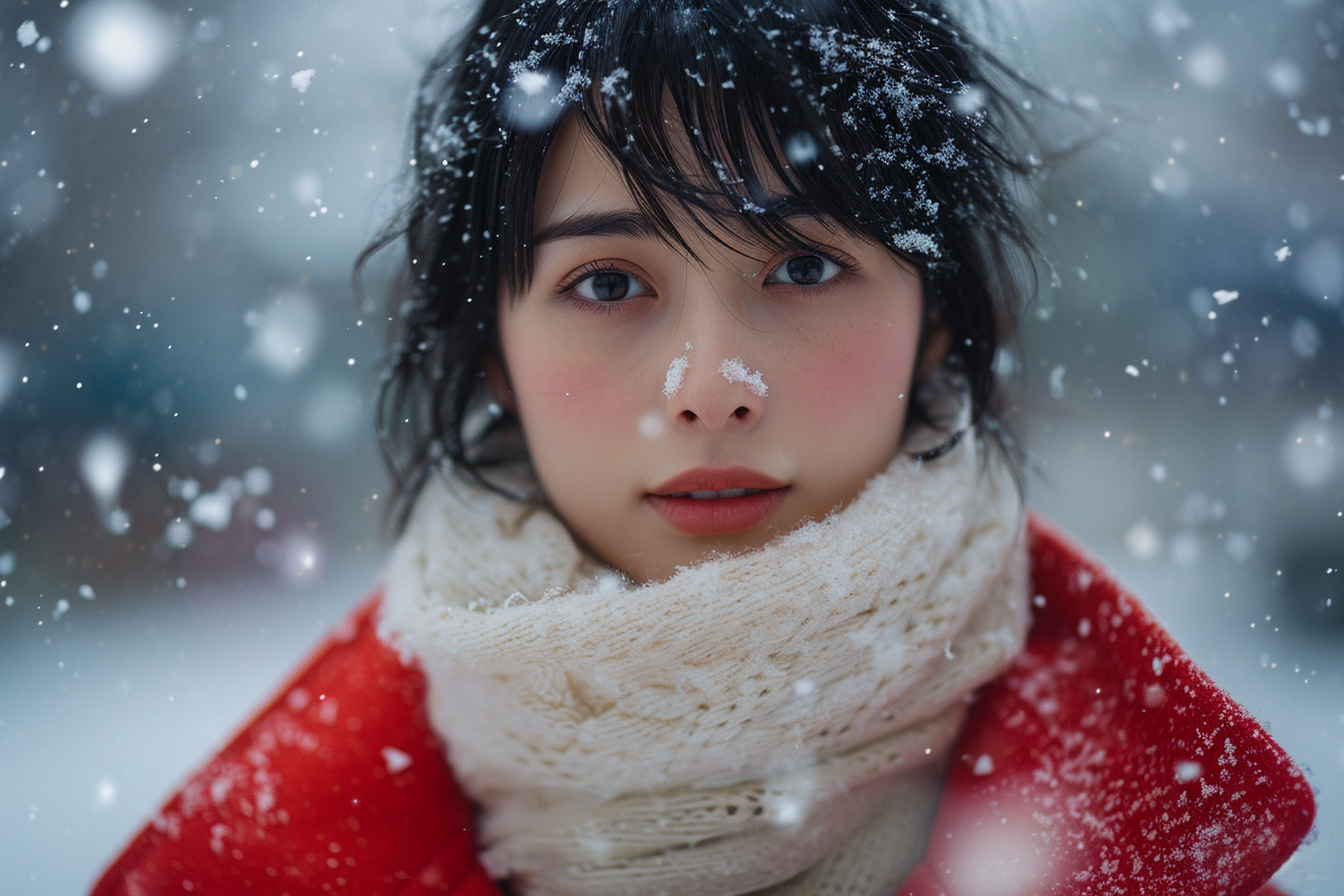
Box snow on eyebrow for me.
[719,357,768,397]
[663,342,693,398]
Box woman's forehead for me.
[532,114,842,256]
[533,117,634,233]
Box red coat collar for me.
[900,516,1314,896]
[92,517,1313,896]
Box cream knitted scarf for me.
[380,432,1029,896]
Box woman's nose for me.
[662,285,766,431]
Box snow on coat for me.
[89,517,1314,896]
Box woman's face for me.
[497,118,929,582]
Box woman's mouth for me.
[666,487,767,499]
[645,467,789,536]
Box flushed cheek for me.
[787,324,917,432]
[508,351,648,449]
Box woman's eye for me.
[767,254,841,286]
[573,269,645,302]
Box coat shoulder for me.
[93,521,1316,896]
[908,515,1316,896]
[89,594,497,896]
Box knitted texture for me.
[381,434,1029,896]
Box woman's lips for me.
[645,467,790,536]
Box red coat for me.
[90,518,1315,896]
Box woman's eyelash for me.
[559,262,637,292]
[764,249,856,285]
[556,262,649,313]
[554,249,854,307]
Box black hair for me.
[362,0,1041,527]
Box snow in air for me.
[292,172,322,206]
[952,84,988,116]
[255,530,323,584]
[164,518,193,550]
[247,293,321,377]
[1265,60,1305,99]
[784,132,819,166]
[243,466,273,496]
[1290,318,1321,359]
[1175,760,1203,783]
[301,382,364,446]
[1186,45,1228,89]
[194,18,222,44]
[291,69,316,93]
[719,357,768,397]
[1287,200,1312,231]
[16,21,39,48]
[638,412,666,440]
[96,778,117,807]
[502,70,567,133]
[67,0,178,99]
[937,797,1048,896]
[1295,239,1344,303]
[1150,163,1189,198]
[768,796,802,827]
[189,490,233,531]
[1125,521,1162,561]
[1169,530,1201,566]
[1224,532,1253,563]
[382,746,413,774]
[79,432,131,510]
[1282,417,1336,489]
[1148,2,1192,38]
[1048,365,1065,400]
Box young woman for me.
[91,1,1314,894]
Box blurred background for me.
[0,0,1339,892]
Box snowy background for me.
[0,0,1340,892]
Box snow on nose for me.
[663,342,693,398]
[719,357,768,397]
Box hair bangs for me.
[476,0,890,296]
[465,0,1014,294]
[371,0,1045,521]
[571,4,873,265]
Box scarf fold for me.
[381,433,1029,896]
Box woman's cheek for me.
[789,324,918,432]
[511,351,641,443]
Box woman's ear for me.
[481,355,516,414]
[916,324,952,379]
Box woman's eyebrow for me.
[531,210,660,246]
[530,202,836,252]
[765,197,812,219]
